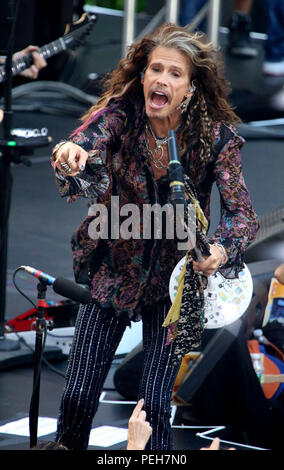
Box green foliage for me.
[84,0,146,13]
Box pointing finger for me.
[131,399,144,419]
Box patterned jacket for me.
[53,100,259,322]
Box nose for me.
[155,71,168,87]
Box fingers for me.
[200,437,220,450]
[127,399,152,450]
[22,45,39,55]
[28,64,40,80]
[31,49,47,69]
[54,143,88,177]
[209,437,220,450]
[192,244,223,277]
[200,438,236,451]
[129,399,149,427]
[130,399,145,419]
[28,51,47,78]
[65,146,80,172]
[77,151,88,172]
[192,259,216,277]
[14,45,47,80]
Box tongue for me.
[152,92,168,106]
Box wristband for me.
[214,242,227,267]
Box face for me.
[142,46,191,124]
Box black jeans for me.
[56,300,182,450]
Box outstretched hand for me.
[53,142,88,177]
[127,399,152,450]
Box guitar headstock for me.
[63,12,97,49]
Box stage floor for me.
[0,355,272,452]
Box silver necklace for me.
[145,123,168,169]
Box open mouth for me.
[149,90,169,109]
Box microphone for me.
[167,130,203,260]
[20,265,92,304]
[167,130,186,207]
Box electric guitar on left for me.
[0,12,97,84]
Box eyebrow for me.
[149,61,185,73]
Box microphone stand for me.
[29,279,54,448]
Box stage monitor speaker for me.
[113,342,144,400]
[175,319,242,403]
[114,319,244,402]
[175,317,275,449]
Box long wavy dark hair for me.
[74,23,240,166]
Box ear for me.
[189,81,196,93]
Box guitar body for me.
[169,256,253,328]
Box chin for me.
[146,107,169,120]
[146,106,180,123]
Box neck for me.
[147,113,182,139]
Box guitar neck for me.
[0,37,66,84]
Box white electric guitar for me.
[169,256,253,329]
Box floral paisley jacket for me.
[53,100,259,323]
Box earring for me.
[179,95,191,113]
[178,82,196,113]
[140,71,145,82]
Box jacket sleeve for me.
[51,106,126,203]
[208,131,259,278]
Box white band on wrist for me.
[214,242,227,267]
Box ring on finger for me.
[60,162,72,173]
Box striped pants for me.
[56,300,182,450]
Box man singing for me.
[51,23,258,450]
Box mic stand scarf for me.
[163,175,211,365]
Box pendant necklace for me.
[145,122,169,169]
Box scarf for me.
[163,175,211,365]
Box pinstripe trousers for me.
[56,300,182,450]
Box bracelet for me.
[214,242,228,267]
[51,140,68,160]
